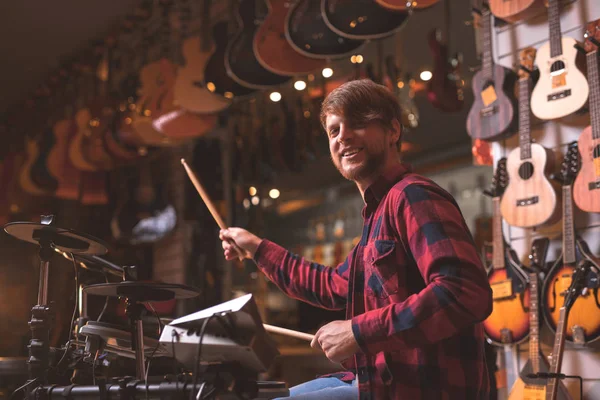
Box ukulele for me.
[489,0,544,23]
[573,21,600,213]
[530,0,588,120]
[320,0,409,40]
[546,261,591,400]
[501,47,560,228]
[253,0,326,76]
[173,0,231,114]
[284,0,364,59]
[374,0,438,11]
[542,142,600,344]
[466,3,517,142]
[507,238,572,400]
[225,0,291,90]
[482,158,531,346]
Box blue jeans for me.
[274,377,357,399]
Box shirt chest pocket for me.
[364,240,399,298]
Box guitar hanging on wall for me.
[489,0,544,23]
[501,47,560,228]
[530,0,588,120]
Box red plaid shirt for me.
[254,162,492,399]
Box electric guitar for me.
[374,0,438,11]
[489,0,544,23]
[530,0,588,120]
[573,20,600,213]
[466,4,517,141]
[501,47,560,228]
[542,143,600,345]
[483,158,531,346]
[507,238,572,400]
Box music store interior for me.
[0,0,599,398]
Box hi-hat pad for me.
[84,282,200,302]
[4,222,108,255]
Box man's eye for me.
[329,128,339,137]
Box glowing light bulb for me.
[420,70,432,81]
[251,196,260,206]
[270,91,282,102]
[294,80,307,91]
[269,189,280,199]
[249,186,257,196]
[322,68,333,78]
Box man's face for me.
[325,113,393,184]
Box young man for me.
[220,79,493,399]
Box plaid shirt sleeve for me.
[253,239,348,310]
[352,183,493,355]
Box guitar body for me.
[489,0,545,23]
[173,35,231,113]
[484,261,530,345]
[426,29,464,112]
[321,0,409,40]
[103,110,141,162]
[29,127,59,193]
[19,139,49,196]
[466,65,517,141]
[374,0,438,11]
[501,143,560,227]
[573,125,600,212]
[531,39,589,120]
[285,0,364,59]
[508,358,572,400]
[48,118,82,200]
[82,99,116,170]
[225,0,290,89]
[542,249,600,343]
[254,0,326,76]
[69,108,99,172]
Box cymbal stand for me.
[125,298,147,380]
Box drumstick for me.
[263,323,315,342]
[181,158,245,261]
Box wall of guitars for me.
[471,0,600,398]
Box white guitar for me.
[530,0,588,120]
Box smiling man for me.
[220,79,493,399]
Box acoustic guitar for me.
[374,0,438,11]
[573,21,600,213]
[482,158,531,346]
[253,0,325,76]
[501,47,560,228]
[173,0,231,113]
[542,142,600,345]
[507,238,572,400]
[466,4,517,142]
[284,0,364,59]
[489,0,544,23]
[530,0,588,120]
[320,0,409,40]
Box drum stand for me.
[125,298,147,380]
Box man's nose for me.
[338,125,353,143]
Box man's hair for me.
[320,79,403,150]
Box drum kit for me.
[2,215,289,400]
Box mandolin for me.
[284,0,364,59]
[320,0,409,40]
[489,0,544,23]
[225,0,291,90]
[573,21,600,213]
[501,47,560,228]
[507,238,572,400]
[374,0,438,11]
[466,4,517,142]
[482,158,531,346]
[542,142,600,345]
[530,0,588,120]
[253,0,325,76]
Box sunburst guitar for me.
[501,47,560,228]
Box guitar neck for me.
[587,50,600,140]
[492,198,506,269]
[562,186,576,264]
[546,307,568,400]
[528,272,541,373]
[518,76,532,160]
[481,8,494,81]
[548,0,563,58]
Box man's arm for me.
[351,183,493,354]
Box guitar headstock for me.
[518,47,536,79]
[564,261,590,310]
[485,158,508,198]
[529,237,550,271]
[559,142,580,185]
[584,19,600,53]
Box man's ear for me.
[389,119,402,146]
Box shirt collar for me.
[363,162,412,208]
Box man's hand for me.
[219,228,262,260]
[310,320,360,363]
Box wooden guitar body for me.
[69,108,99,172]
[501,143,560,227]
[466,65,517,141]
[484,263,530,345]
[574,125,600,212]
[489,0,545,23]
[48,118,82,200]
[285,0,364,59]
[426,29,464,112]
[19,139,48,196]
[82,99,116,170]
[29,127,59,193]
[173,35,231,113]
[321,0,409,40]
[374,0,438,11]
[508,357,572,400]
[530,38,589,120]
[254,0,326,76]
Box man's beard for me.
[332,148,385,182]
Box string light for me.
[251,196,260,206]
[420,70,432,81]
[322,68,333,78]
[270,91,282,102]
[269,189,280,199]
[350,55,364,64]
[294,80,307,91]
[249,187,257,196]
[206,82,216,92]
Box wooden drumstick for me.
[263,323,315,342]
[181,158,246,261]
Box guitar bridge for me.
[547,89,572,101]
[480,106,496,117]
[572,325,585,345]
[516,196,539,207]
[588,181,600,190]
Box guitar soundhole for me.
[550,60,565,74]
[593,144,600,159]
[518,161,534,180]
